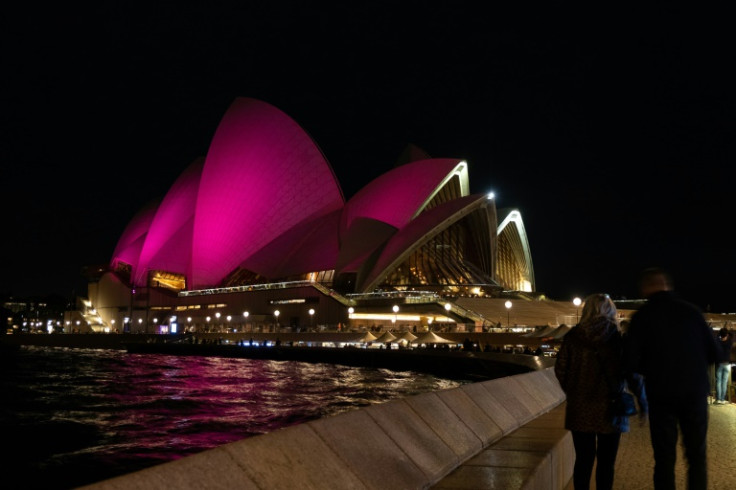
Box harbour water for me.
[1,346,467,489]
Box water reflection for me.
[1,346,465,489]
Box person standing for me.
[625,267,718,490]
[555,293,647,490]
[714,326,733,404]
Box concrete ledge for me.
[79,367,568,490]
[431,403,573,490]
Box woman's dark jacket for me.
[555,317,647,433]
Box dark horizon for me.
[3,5,734,313]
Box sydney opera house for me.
[80,97,537,334]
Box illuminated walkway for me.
[570,401,736,489]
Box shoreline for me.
[2,332,554,381]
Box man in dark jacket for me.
[625,267,718,490]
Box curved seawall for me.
[79,367,571,490]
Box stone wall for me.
[80,367,570,490]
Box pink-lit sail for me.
[133,158,204,287]
[190,98,344,288]
[340,158,463,236]
[110,199,160,275]
[241,209,342,278]
[359,194,493,292]
[334,218,398,275]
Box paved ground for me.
[567,400,736,489]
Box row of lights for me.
[117,305,420,328]
[110,297,584,330]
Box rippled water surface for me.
[1,346,466,489]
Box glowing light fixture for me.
[573,297,582,323]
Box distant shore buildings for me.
[80,97,536,333]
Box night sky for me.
[3,5,734,312]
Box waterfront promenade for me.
[593,400,736,490]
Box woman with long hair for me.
[554,293,647,490]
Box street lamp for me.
[392,305,399,325]
[309,308,315,328]
[346,307,354,332]
[274,310,280,329]
[243,311,249,332]
[505,300,512,327]
[573,297,582,323]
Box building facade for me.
[84,98,535,333]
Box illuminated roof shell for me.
[339,159,468,236]
[240,209,342,278]
[336,159,469,276]
[190,98,344,289]
[358,194,496,292]
[496,208,535,292]
[110,199,160,273]
[108,98,535,296]
[132,158,204,287]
